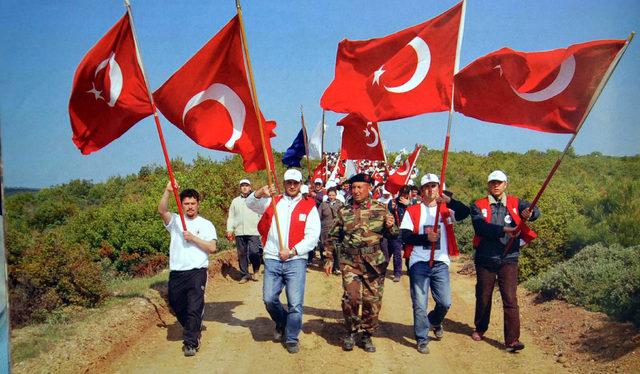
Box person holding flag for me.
[246,169,321,354]
[470,170,540,352]
[400,174,469,353]
[158,182,218,357]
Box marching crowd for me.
[158,166,539,357]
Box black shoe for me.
[506,341,525,353]
[432,324,444,340]
[182,344,197,357]
[417,342,430,354]
[285,342,299,354]
[361,332,376,353]
[342,333,356,351]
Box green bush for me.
[5,150,638,327]
[9,230,108,327]
[524,243,640,326]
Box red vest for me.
[257,195,317,248]
[472,195,537,248]
[402,203,460,259]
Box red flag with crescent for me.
[338,113,385,161]
[312,158,328,183]
[69,14,153,154]
[454,39,625,134]
[320,2,463,122]
[153,16,276,172]
[385,146,422,195]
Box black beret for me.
[349,173,373,185]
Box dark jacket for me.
[471,195,540,265]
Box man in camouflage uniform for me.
[323,173,398,353]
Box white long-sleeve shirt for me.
[246,192,321,261]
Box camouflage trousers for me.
[340,259,386,334]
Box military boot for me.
[342,332,356,351]
[361,332,376,353]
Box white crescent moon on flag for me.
[384,37,431,94]
[510,55,576,102]
[94,52,123,107]
[365,125,380,148]
[182,83,246,150]
[395,160,410,176]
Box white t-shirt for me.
[400,204,455,268]
[165,213,217,271]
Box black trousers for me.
[474,261,520,345]
[236,235,262,276]
[168,267,208,347]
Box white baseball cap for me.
[239,179,251,185]
[314,178,324,184]
[487,170,508,182]
[283,169,303,182]
[420,173,440,186]
[300,185,309,194]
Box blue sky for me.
[0,0,638,188]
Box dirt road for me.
[104,260,565,374]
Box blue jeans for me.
[409,261,452,345]
[263,259,307,343]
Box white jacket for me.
[226,194,261,236]
[246,192,320,261]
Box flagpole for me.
[125,0,187,231]
[376,123,392,183]
[501,31,634,257]
[300,106,313,180]
[236,0,287,256]
[429,0,466,267]
[322,110,329,178]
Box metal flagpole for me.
[502,31,635,256]
[236,0,287,256]
[429,0,466,267]
[300,106,313,180]
[125,0,187,231]
[322,110,329,178]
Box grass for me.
[10,270,169,365]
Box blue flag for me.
[282,129,306,167]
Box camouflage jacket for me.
[324,197,399,267]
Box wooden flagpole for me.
[429,0,466,267]
[125,0,187,231]
[236,0,287,255]
[300,106,313,180]
[502,31,635,256]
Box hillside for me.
[4,150,639,328]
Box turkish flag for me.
[153,16,276,172]
[312,158,327,183]
[338,114,385,161]
[321,2,463,122]
[385,145,422,194]
[454,39,625,134]
[69,14,153,154]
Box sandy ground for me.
[103,260,569,374]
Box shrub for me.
[524,243,640,326]
[9,230,108,327]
